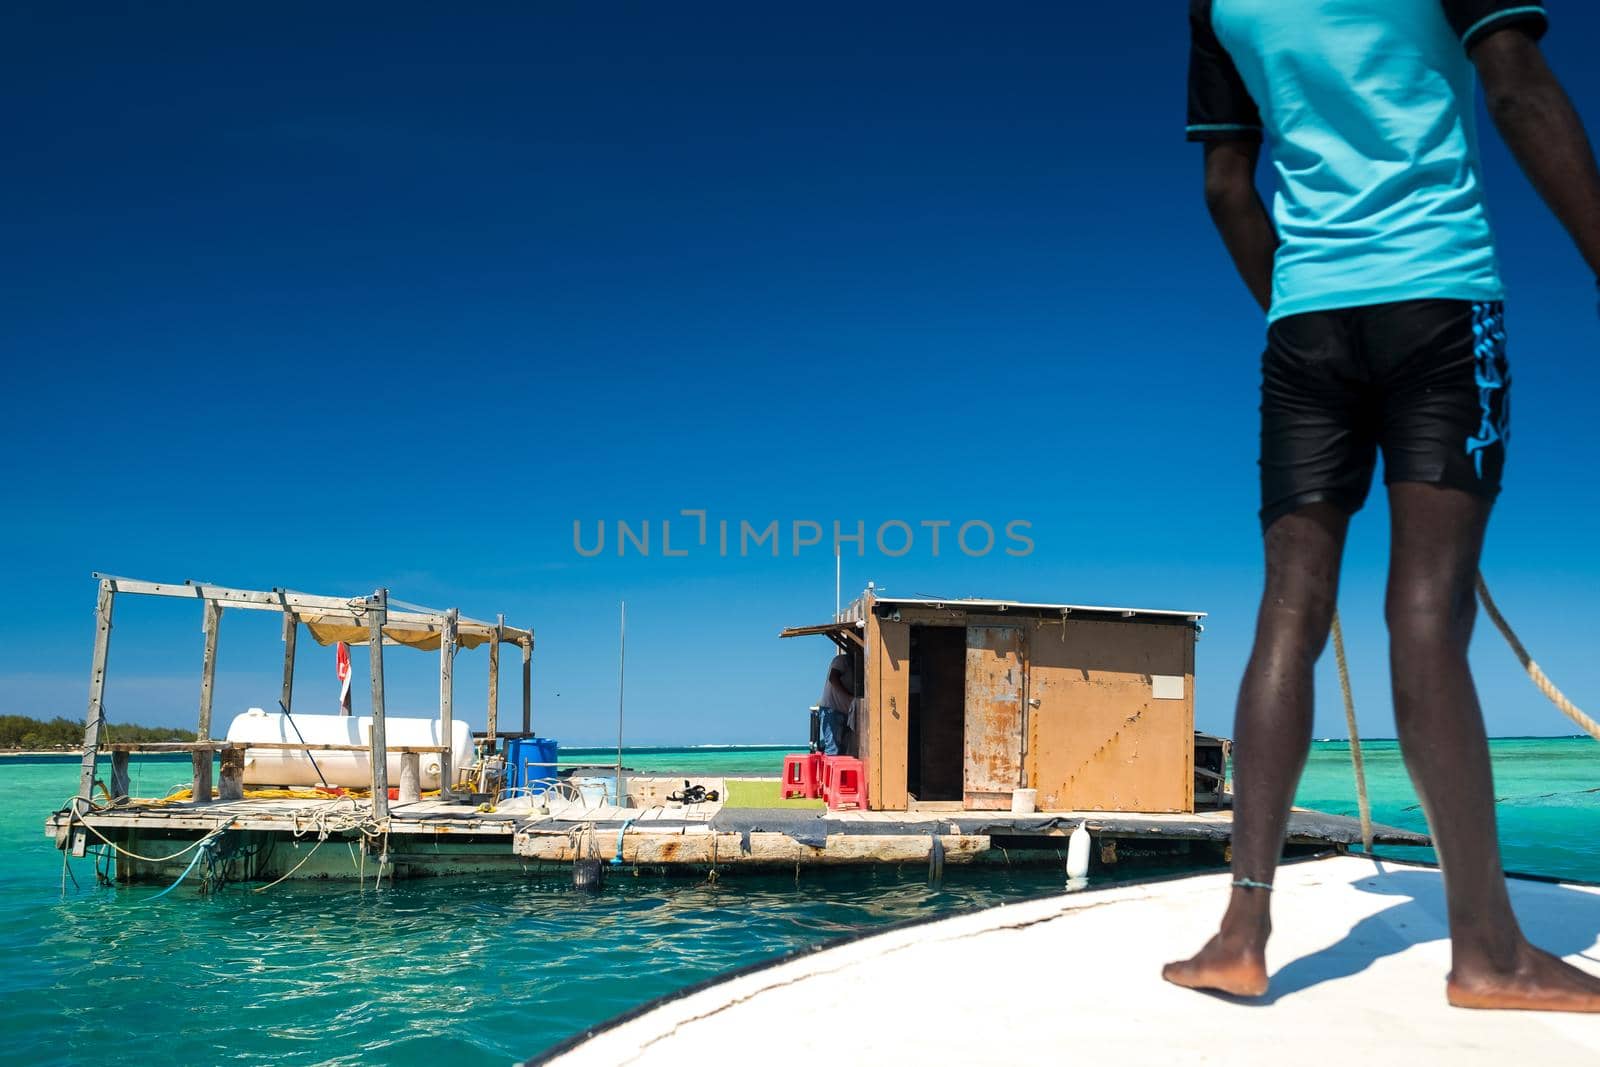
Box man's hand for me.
[1472,28,1600,301]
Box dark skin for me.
[1163,28,1600,1010]
[1476,29,1600,280]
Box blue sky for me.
[3,2,1598,745]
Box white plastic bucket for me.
[1011,788,1038,814]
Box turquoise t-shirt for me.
[1186,0,1549,322]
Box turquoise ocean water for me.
[2,738,1595,1065]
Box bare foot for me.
[1163,932,1270,998]
[1448,942,1600,1012]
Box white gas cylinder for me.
[224,707,473,790]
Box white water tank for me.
[224,708,474,790]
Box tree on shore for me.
[0,715,196,750]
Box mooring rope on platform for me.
[1329,611,1374,853]
[1332,575,1596,858]
[63,796,230,864]
[1476,574,1600,743]
[147,837,213,901]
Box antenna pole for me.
[835,550,841,620]
[615,601,626,808]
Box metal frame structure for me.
[76,574,534,823]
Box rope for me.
[63,797,229,864]
[252,837,326,893]
[63,787,389,894]
[1328,575,1593,859]
[1329,611,1374,852]
[612,816,638,865]
[147,838,213,901]
[1476,573,1600,743]
[375,832,391,891]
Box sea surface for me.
[2,738,1595,1065]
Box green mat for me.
[721,778,824,810]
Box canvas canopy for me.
[301,616,505,650]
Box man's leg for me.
[1163,500,1350,996]
[818,708,840,756]
[1386,482,1600,1011]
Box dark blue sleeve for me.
[1440,0,1549,53]
[1186,0,1262,143]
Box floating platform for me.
[48,776,1428,884]
[534,854,1600,1066]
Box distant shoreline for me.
[3,735,1587,761]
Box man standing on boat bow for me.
[1164,0,1600,1011]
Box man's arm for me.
[829,666,855,696]
[1472,29,1600,281]
[1202,140,1278,314]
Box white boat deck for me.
[538,855,1600,1066]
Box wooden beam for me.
[77,579,115,803]
[512,830,993,867]
[398,752,421,804]
[192,751,214,803]
[280,614,298,713]
[240,742,445,753]
[197,599,222,740]
[440,608,457,797]
[367,590,390,822]
[98,577,365,616]
[91,575,528,639]
[103,741,447,753]
[463,620,532,643]
[219,746,245,801]
[486,621,500,747]
[521,637,532,735]
[110,750,130,804]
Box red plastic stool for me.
[782,753,823,799]
[821,756,866,810]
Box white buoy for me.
[1066,820,1091,881]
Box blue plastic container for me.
[504,737,560,795]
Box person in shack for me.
[816,651,858,757]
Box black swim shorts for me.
[1259,298,1510,529]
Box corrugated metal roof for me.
[870,595,1205,620]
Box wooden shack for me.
[782,589,1208,814]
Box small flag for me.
[336,641,352,715]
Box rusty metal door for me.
[963,626,1025,809]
